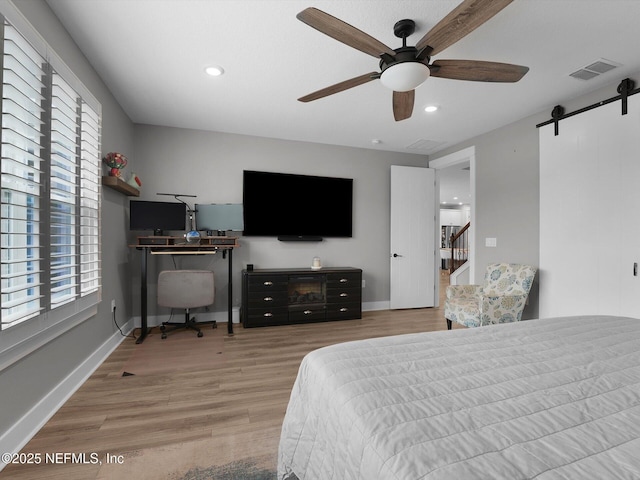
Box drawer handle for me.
[303,310,312,315]
[263,312,273,317]
[340,307,348,312]
[340,293,348,297]
[263,281,273,286]
[263,296,273,301]
[339,278,348,283]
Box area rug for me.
[178,458,275,480]
[94,434,281,480]
[120,327,226,376]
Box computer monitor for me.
[130,200,186,235]
[195,203,244,235]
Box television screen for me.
[129,200,186,234]
[195,204,244,233]
[242,170,353,239]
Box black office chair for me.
[157,270,216,339]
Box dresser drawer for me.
[289,305,327,323]
[326,303,361,320]
[247,275,288,292]
[326,272,361,288]
[244,306,289,327]
[326,288,361,304]
[247,292,289,308]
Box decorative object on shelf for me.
[312,256,322,270]
[185,230,201,244]
[102,151,128,177]
[127,172,142,190]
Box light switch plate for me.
[485,237,497,247]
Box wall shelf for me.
[101,176,140,196]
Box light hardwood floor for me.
[2,273,455,479]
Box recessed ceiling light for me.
[424,105,438,113]
[205,65,224,77]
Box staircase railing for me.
[449,222,470,274]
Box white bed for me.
[278,316,640,479]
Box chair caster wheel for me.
[160,325,166,332]
[212,323,217,329]
[161,333,167,339]
[197,331,203,337]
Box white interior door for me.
[390,165,436,309]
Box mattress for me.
[278,316,640,479]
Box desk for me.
[131,236,239,343]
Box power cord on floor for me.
[112,305,137,340]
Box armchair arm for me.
[480,293,528,325]
[445,284,481,300]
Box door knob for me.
[392,253,403,258]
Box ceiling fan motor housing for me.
[377,19,432,92]
[379,46,431,92]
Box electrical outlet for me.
[111,299,116,312]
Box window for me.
[1,17,101,335]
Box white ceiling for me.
[439,161,471,207]
[45,0,640,160]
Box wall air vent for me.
[570,58,620,81]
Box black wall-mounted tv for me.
[242,170,353,240]
[129,200,186,235]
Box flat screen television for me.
[242,170,353,240]
[129,200,186,235]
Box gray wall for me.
[132,125,429,316]
[430,72,640,320]
[0,1,135,437]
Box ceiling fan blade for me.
[297,7,396,58]
[298,72,379,103]
[416,0,513,56]
[393,90,414,121]
[430,59,528,82]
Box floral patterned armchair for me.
[445,263,537,329]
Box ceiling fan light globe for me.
[380,62,430,92]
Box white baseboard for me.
[0,320,134,471]
[363,301,390,312]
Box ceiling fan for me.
[296,0,529,121]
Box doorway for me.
[429,146,476,305]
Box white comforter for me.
[278,316,640,479]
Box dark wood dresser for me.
[241,267,362,327]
